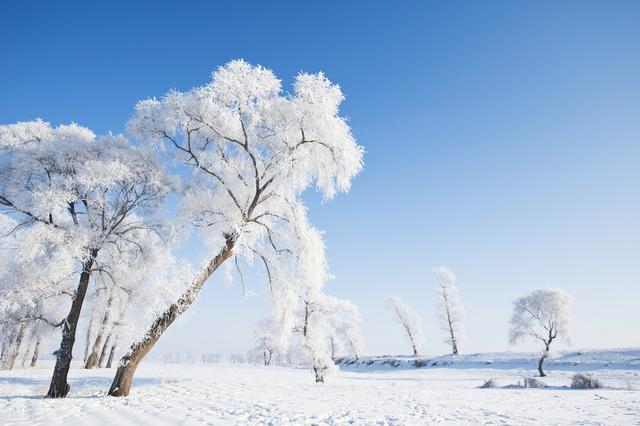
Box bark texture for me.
[98,333,112,367]
[108,234,237,396]
[105,337,117,368]
[6,323,27,370]
[30,337,41,367]
[46,249,97,398]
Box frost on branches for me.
[108,59,364,396]
[433,266,465,355]
[388,296,424,356]
[0,120,173,397]
[509,288,572,377]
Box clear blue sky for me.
[2,0,639,357]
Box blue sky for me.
[2,0,639,357]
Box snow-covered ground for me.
[1,351,639,425]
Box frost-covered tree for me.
[0,120,172,397]
[249,319,279,366]
[508,288,572,377]
[108,60,363,396]
[388,297,424,356]
[433,266,465,355]
[0,216,74,370]
[290,290,363,382]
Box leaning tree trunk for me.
[448,320,458,355]
[21,340,32,368]
[85,333,103,369]
[46,248,98,398]
[86,297,113,369]
[105,336,118,368]
[538,343,551,377]
[108,234,237,396]
[30,336,41,367]
[83,316,93,364]
[7,323,27,370]
[98,333,112,367]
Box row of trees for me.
[0,60,365,396]
[388,269,571,377]
[389,266,465,356]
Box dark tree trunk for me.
[105,338,117,368]
[313,364,325,383]
[98,334,112,367]
[449,325,458,355]
[538,342,551,377]
[537,353,547,377]
[30,337,41,367]
[108,234,237,397]
[46,248,98,398]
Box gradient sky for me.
[2,0,639,358]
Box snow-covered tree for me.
[508,288,572,377]
[433,266,465,355]
[388,297,424,356]
[0,120,172,397]
[0,216,74,370]
[289,290,363,382]
[108,60,363,396]
[249,319,279,366]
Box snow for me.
[1,350,639,425]
[336,348,640,371]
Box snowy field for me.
[1,351,640,425]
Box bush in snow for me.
[478,378,497,389]
[522,377,547,388]
[571,373,602,389]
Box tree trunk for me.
[83,316,93,364]
[538,343,550,377]
[105,336,117,368]
[7,323,27,370]
[20,339,32,368]
[30,337,41,367]
[46,248,97,398]
[86,297,113,369]
[449,320,458,355]
[85,333,103,369]
[98,334,112,367]
[313,364,325,383]
[108,234,237,397]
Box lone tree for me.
[433,266,465,355]
[508,288,571,377]
[108,60,363,396]
[0,121,171,397]
[388,296,424,356]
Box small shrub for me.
[571,373,602,389]
[479,378,496,389]
[414,359,428,368]
[523,377,547,388]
